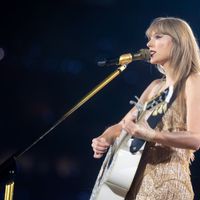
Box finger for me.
[99,137,110,146]
[91,140,109,154]
[92,145,108,153]
[91,142,109,151]
[93,152,103,159]
[122,121,128,130]
[131,112,138,121]
[92,138,110,147]
[122,127,129,134]
[122,124,136,136]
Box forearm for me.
[154,130,200,151]
[100,123,123,144]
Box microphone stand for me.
[0,64,127,200]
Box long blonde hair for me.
[146,17,200,119]
[146,17,200,89]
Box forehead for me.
[146,27,164,38]
[146,22,168,38]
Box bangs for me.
[146,18,175,39]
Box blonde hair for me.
[146,17,200,89]
[146,17,200,118]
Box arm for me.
[124,74,200,151]
[154,74,200,150]
[92,79,162,158]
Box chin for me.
[150,58,162,65]
[149,59,157,64]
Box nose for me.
[146,40,151,48]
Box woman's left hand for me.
[122,114,157,142]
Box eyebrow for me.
[149,32,169,38]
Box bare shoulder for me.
[185,73,200,98]
[186,73,200,90]
[140,78,164,103]
[185,73,200,132]
[148,79,163,87]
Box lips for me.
[150,50,156,57]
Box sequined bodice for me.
[154,100,194,164]
[126,87,194,200]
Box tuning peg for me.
[129,96,143,111]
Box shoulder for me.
[186,73,200,85]
[185,73,200,132]
[148,79,164,90]
[139,78,164,103]
[185,73,200,100]
[185,73,200,92]
[146,78,165,97]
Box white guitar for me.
[90,86,174,200]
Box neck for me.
[165,75,175,87]
[162,64,175,87]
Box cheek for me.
[165,44,173,57]
[158,41,169,48]
[159,42,173,56]
[165,39,174,52]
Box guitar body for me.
[90,86,174,200]
[90,130,145,200]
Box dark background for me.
[0,0,200,199]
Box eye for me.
[154,34,163,39]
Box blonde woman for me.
[92,17,200,199]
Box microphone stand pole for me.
[0,64,127,200]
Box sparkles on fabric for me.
[125,96,194,200]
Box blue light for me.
[60,59,83,75]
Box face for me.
[147,31,174,67]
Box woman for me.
[91,17,200,199]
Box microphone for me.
[97,49,150,67]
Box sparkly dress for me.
[125,96,194,200]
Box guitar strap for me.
[130,85,178,153]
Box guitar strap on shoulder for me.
[130,85,178,153]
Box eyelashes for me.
[147,34,164,43]
[154,34,163,39]
[150,34,163,40]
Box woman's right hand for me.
[91,124,122,159]
[91,137,110,159]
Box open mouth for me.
[150,50,156,57]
